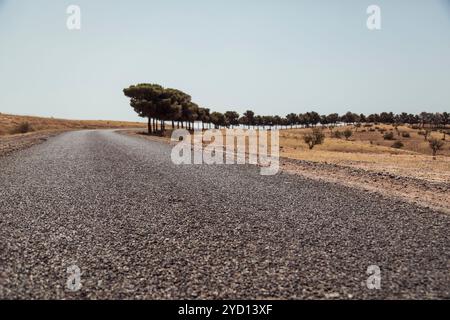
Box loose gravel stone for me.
[0,130,449,299]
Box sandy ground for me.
[0,130,67,158]
[280,158,449,214]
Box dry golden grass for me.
[280,124,450,156]
[0,113,146,136]
[279,124,450,182]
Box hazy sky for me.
[1,0,449,121]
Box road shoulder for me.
[281,158,450,214]
[0,130,67,158]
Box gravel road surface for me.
[0,130,448,299]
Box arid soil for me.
[0,131,66,158]
[281,158,450,214]
[0,113,146,136]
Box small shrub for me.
[429,138,444,158]
[379,128,386,133]
[369,128,376,132]
[391,141,404,149]
[418,129,430,140]
[303,128,325,149]
[442,130,450,141]
[343,129,353,140]
[333,130,342,139]
[411,125,420,130]
[383,132,395,140]
[401,132,410,138]
[11,122,32,134]
[363,124,373,128]
[361,129,367,132]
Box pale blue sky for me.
[0,0,449,121]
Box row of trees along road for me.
[123,84,450,135]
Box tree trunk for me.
[161,120,165,136]
[147,118,152,134]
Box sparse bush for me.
[442,130,450,141]
[343,129,353,140]
[363,124,373,128]
[361,129,367,132]
[303,128,325,149]
[369,128,376,132]
[401,132,410,138]
[11,122,32,134]
[411,125,420,130]
[379,128,387,133]
[383,132,395,140]
[333,130,342,139]
[429,138,444,159]
[391,141,404,149]
[422,129,431,140]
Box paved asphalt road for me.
[0,130,448,299]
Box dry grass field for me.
[281,124,450,155]
[279,124,450,183]
[0,113,146,136]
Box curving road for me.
[0,130,449,299]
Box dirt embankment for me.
[281,158,450,214]
[0,131,67,158]
[0,113,146,136]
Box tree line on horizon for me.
[123,83,449,135]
